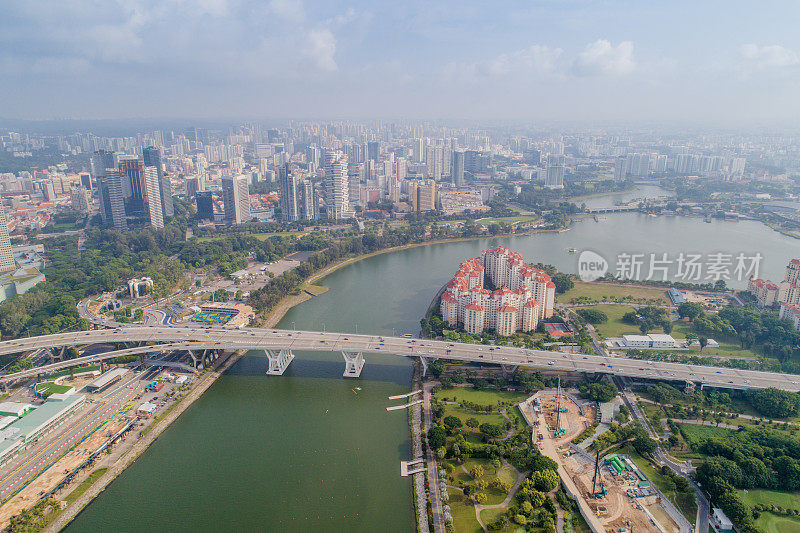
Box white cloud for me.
[573,39,635,76]
[482,45,563,76]
[268,0,304,22]
[305,29,337,72]
[740,43,799,69]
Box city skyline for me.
[2,1,800,123]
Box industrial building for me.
[85,368,129,393]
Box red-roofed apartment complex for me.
[440,246,556,336]
[748,258,800,308]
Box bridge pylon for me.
[266,349,294,375]
[342,351,364,378]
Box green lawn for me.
[36,382,73,395]
[475,215,541,225]
[497,466,517,486]
[196,231,306,243]
[51,365,100,378]
[442,404,507,428]
[676,423,736,448]
[433,387,529,407]
[670,322,760,359]
[753,512,800,533]
[448,490,483,533]
[65,468,108,504]
[738,489,800,510]
[559,282,670,304]
[572,305,639,338]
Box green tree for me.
[427,425,447,450]
[466,417,479,428]
[443,416,463,431]
[677,302,704,321]
[530,469,560,492]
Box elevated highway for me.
[0,325,799,391]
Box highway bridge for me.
[0,325,799,391]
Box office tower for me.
[70,186,90,213]
[43,181,56,201]
[347,165,361,208]
[196,191,215,220]
[90,150,115,178]
[98,172,127,231]
[452,150,465,187]
[79,172,92,190]
[367,141,380,162]
[545,154,565,189]
[411,180,436,212]
[415,138,424,163]
[614,156,627,182]
[222,175,251,224]
[143,166,164,229]
[279,163,299,222]
[323,150,350,220]
[119,158,145,215]
[186,177,201,198]
[144,146,173,217]
[0,202,14,273]
[300,180,316,220]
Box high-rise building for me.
[186,177,201,198]
[323,150,350,220]
[70,186,90,213]
[79,172,92,190]
[196,191,214,220]
[143,166,164,229]
[143,146,173,218]
[452,150,465,186]
[98,172,127,231]
[90,150,115,179]
[367,141,380,162]
[119,158,146,215]
[410,179,436,212]
[222,175,251,224]
[279,163,299,222]
[0,202,15,273]
[614,156,627,182]
[300,180,316,220]
[545,154,565,189]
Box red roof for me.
[524,300,538,308]
[465,304,484,311]
[441,292,457,304]
[497,305,517,313]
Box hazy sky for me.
[2,1,800,122]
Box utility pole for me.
[555,376,563,434]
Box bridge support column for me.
[419,356,433,377]
[342,351,364,378]
[266,349,294,375]
[501,364,519,376]
[188,351,198,368]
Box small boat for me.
[568,248,578,254]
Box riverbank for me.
[44,349,246,532]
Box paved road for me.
[1,325,800,392]
[0,376,142,500]
[422,381,444,533]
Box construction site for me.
[520,380,681,533]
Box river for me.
[65,207,799,531]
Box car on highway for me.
[548,361,555,365]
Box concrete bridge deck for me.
[0,325,797,391]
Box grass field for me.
[35,382,73,395]
[448,490,483,533]
[442,404,507,427]
[65,468,108,504]
[753,512,800,533]
[572,304,639,338]
[196,231,306,243]
[738,489,800,510]
[676,423,736,448]
[51,365,100,378]
[433,387,529,407]
[559,282,669,304]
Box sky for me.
[2,0,800,123]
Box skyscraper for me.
[90,150,115,179]
[300,180,316,220]
[98,172,127,231]
[367,141,380,162]
[278,163,299,222]
[323,150,350,220]
[0,202,15,273]
[196,191,214,220]
[119,158,146,215]
[143,166,164,229]
[452,150,465,187]
[143,146,173,218]
[222,175,251,224]
[545,154,565,189]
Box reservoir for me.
[66,207,798,531]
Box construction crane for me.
[592,449,607,498]
[554,376,565,437]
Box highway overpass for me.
[0,325,799,391]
